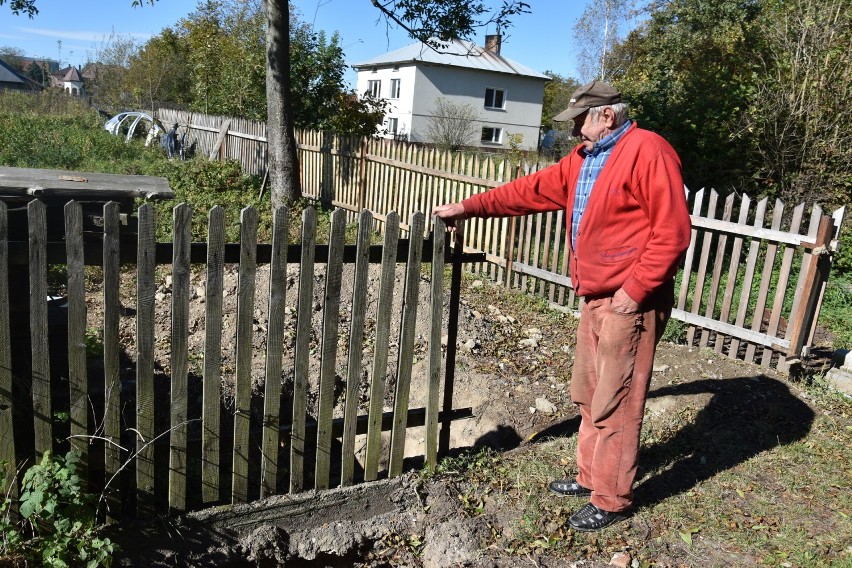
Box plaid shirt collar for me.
[584,119,633,157]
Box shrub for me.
[1,452,116,567]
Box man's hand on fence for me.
[432,202,467,231]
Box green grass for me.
[425,380,852,566]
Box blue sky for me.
[1,0,593,86]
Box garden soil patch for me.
[95,267,830,567]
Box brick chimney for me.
[484,34,502,55]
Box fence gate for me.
[0,199,479,518]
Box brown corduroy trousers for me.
[570,283,673,513]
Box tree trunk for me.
[266,0,301,206]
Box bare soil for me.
[100,265,836,567]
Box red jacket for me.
[462,122,692,305]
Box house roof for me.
[353,39,550,80]
[0,57,27,85]
[62,66,83,82]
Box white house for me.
[353,36,549,150]
[51,66,85,96]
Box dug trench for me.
[85,263,823,567]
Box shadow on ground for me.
[509,375,813,508]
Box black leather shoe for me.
[548,478,592,497]
[568,502,627,532]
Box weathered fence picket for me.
[64,202,87,462]
[0,203,13,501]
[260,206,288,499]
[232,206,258,504]
[202,206,225,503]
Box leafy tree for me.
[610,0,763,193]
[0,46,25,72]
[424,97,481,151]
[83,33,140,110]
[572,0,632,82]
[741,0,852,206]
[541,71,579,127]
[25,61,47,86]
[127,27,193,112]
[0,0,36,16]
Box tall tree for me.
[265,0,300,206]
[0,46,26,72]
[741,0,852,205]
[572,0,632,82]
[611,0,763,193]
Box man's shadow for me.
[523,375,813,507]
[633,375,813,508]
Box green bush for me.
[1,452,116,567]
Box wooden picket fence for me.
[0,199,475,517]
[154,108,846,366]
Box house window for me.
[387,117,399,135]
[367,80,381,98]
[481,126,502,144]
[484,87,505,109]
[390,78,401,99]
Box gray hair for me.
[588,102,630,127]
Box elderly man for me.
[432,81,692,531]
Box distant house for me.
[51,65,85,96]
[353,36,549,150]
[0,57,42,92]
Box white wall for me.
[355,65,417,140]
[357,63,546,149]
[410,64,545,150]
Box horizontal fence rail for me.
[0,200,480,519]
[154,108,846,368]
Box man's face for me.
[572,108,615,152]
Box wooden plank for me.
[671,308,789,350]
[425,219,445,470]
[291,207,317,493]
[440,226,465,455]
[688,190,719,346]
[539,212,553,296]
[548,211,564,303]
[232,207,258,504]
[689,214,814,247]
[363,154,502,190]
[260,206,289,498]
[761,203,804,366]
[208,119,232,160]
[135,204,156,513]
[102,202,122,517]
[28,200,51,458]
[727,197,768,358]
[341,210,372,486]
[700,193,734,348]
[745,201,784,362]
[388,212,425,477]
[315,209,346,490]
[0,166,174,200]
[530,213,544,294]
[779,206,822,367]
[510,261,573,288]
[677,189,704,312]
[0,202,15,500]
[785,212,833,359]
[715,194,751,354]
[202,206,226,504]
[169,203,192,513]
[64,202,87,464]
[364,212,399,481]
